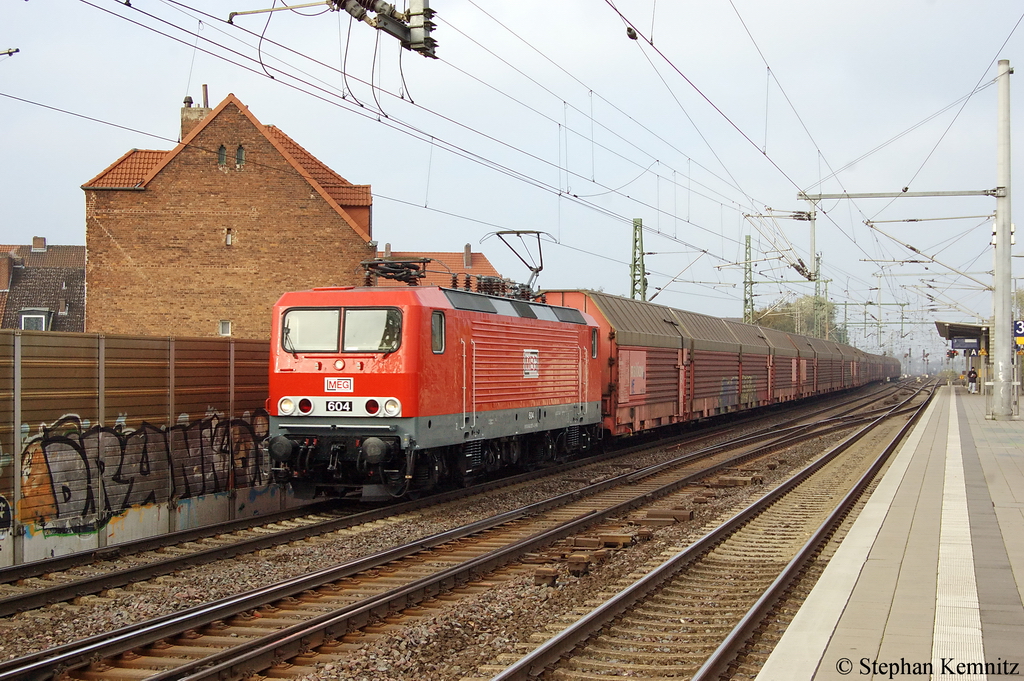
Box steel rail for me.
[0,383,885,587]
[0,384,898,618]
[0,386,903,681]
[129,396,920,681]
[0,381,898,589]
[0,502,339,585]
[489,385,933,680]
[689,387,934,681]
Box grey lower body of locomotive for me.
[265,400,603,500]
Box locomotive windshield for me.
[343,308,402,352]
[282,308,340,353]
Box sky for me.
[2,0,1022,368]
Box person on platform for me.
[967,367,978,394]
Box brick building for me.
[82,93,376,340]
[0,237,86,332]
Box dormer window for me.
[19,310,50,331]
[218,145,227,166]
[235,145,245,168]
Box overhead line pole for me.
[993,59,1014,419]
[797,59,1015,418]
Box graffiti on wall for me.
[14,410,269,534]
[719,375,759,407]
[0,495,10,532]
[0,447,11,531]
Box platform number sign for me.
[523,349,539,378]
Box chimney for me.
[31,236,46,253]
[181,86,213,140]
[384,243,392,258]
[0,253,10,292]
[463,243,473,269]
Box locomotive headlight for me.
[279,397,296,415]
[383,398,401,416]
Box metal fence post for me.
[167,337,176,531]
[12,333,22,564]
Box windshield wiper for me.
[282,325,298,358]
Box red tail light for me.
[365,399,379,415]
[298,398,313,414]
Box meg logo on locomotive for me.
[325,377,354,392]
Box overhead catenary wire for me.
[603,0,894,300]
[26,0,999,322]
[461,1,760,205]
[137,0,747,262]
[159,0,876,302]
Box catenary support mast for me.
[992,59,1013,419]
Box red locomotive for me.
[265,284,603,500]
[264,281,900,500]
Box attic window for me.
[59,298,69,316]
[19,311,49,331]
[218,145,227,166]
[235,145,245,168]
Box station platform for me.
[757,385,1024,680]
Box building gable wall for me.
[85,101,374,339]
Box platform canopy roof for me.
[934,321,989,346]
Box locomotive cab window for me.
[344,308,402,352]
[282,308,340,353]
[431,311,445,353]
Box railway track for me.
[0,383,905,623]
[0,382,924,681]
[486,383,933,681]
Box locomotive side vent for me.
[464,439,484,472]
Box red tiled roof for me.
[264,126,372,207]
[373,250,501,287]
[83,149,167,188]
[83,95,372,242]
[0,245,86,269]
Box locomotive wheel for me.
[541,432,556,461]
[382,466,408,497]
[412,452,440,491]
